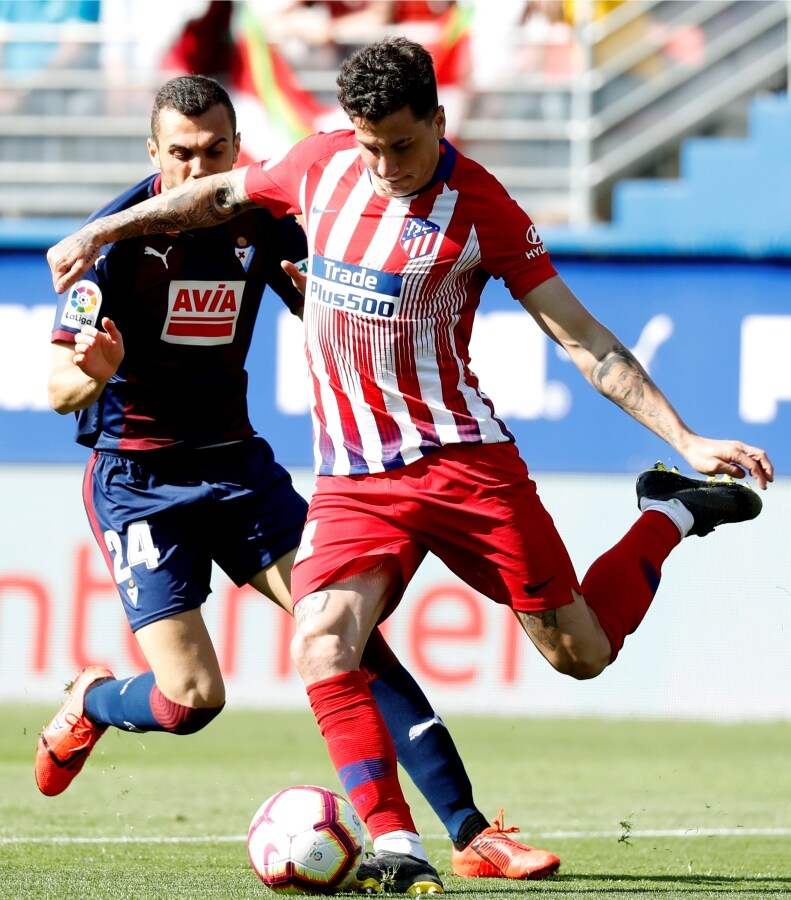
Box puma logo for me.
[144,245,173,269]
[408,716,445,741]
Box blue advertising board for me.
[1,250,788,472]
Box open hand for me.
[680,436,773,490]
[73,317,124,382]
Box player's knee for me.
[290,628,351,680]
[150,684,225,735]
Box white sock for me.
[639,496,695,538]
[373,831,427,861]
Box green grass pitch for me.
[2,704,790,899]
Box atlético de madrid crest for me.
[400,217,440,258]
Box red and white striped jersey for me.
[245,131,557,475]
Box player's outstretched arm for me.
[47,167,253,294]
[520,276,773,489]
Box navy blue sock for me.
[367,662,480,843]
[84,671,165,733]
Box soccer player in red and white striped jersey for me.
[47,37,772,894]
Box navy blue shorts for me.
[82,438,308,631]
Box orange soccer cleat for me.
[451,809,561,880]
[35,665,113,797]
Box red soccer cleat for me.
[451,809,561,880]
[35,665,113,797]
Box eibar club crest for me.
[400,217,440,258]
[235,237,255,272]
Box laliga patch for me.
[400,217,440,259]
[161,279,245,345]
[60,280,102,329]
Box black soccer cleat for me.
[354,851,444,894]
[636,462,763,537]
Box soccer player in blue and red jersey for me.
[39,74,560,886]
[47,43,773,893]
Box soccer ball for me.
[247,784,365,895]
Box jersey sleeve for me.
[464,163,557,300]
[244,131,353,217]
[244,136,311,216]
[51,263,107,344]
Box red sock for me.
[581,511,681,663]
[307,670,416,840]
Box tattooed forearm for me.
[96,173,252,241]
[213,179,250,216]
[592,346,647,411]
[591,346,678,443]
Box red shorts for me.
[291,442,581,616]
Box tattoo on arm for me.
[592,346,646,411]
[213,179,249,216]
[591,346,677,443]
[109,173,253,240]
[520,608,560,651]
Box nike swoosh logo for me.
[311,205,337,215]
[523,576,554,596]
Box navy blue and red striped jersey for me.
[52,174,307,452]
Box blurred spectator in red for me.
[161,0,235,79]
[258,1,456,69]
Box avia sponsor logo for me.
[161,280,244,345]
[60,280,102,328]
[400,217,440,258]
[309,256,402,320]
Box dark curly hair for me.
[150,75,236,142]
[336,36,439,123]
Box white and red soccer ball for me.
[247,784,365,895]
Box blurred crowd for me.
[0,0,707,120]
[0,1,580,101]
